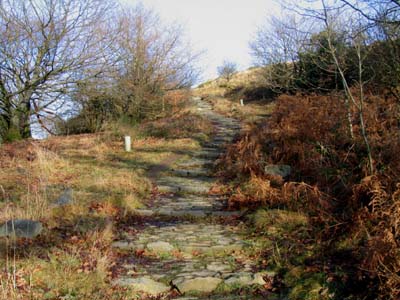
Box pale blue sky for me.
[123,0,279,81]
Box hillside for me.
[195,66,400,300]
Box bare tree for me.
[339,0,400,25]
[281,0,374,173]
[249,14,311,91]
[217,60,237,83]
[339,0,400,99]
[0,0,117,141]
[111,4,201,121]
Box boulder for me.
[264,164,291,178]
[0,219,43,238]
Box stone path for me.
[112,97,269,299]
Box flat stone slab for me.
[177,277,222,293]
[155,195,215,212]
[224,273,253,286]
[156,209,207,218]
[114,277,169,295]
[207,263,232,272]
[224,272,267,286]
[194,150,221,159]
[132,209,154,217]
[156,175,214,194]
[112,241,142,250]
[147,241,174,254]
[176,159,213,168]
[157,184,211,195]
[170,168,210,177]
[0,220,43,238]
[210,211,242,217]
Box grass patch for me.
[244,208,335,299]
[0,98,212,299]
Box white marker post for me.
[240,99,244,106]
[124,136,131,152]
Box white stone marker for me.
[240,99,244,106]
[124,136,131,152]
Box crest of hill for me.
[196,67,266,98]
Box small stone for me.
[177,277,222,293]
[207,263,232,272]
[112,241,141,250]
[114,277,169,295]
[0,220,42,239]
[190,270,217,277]
[264,164,291,178]
[224,273,254,286]
[147,241,174,254]
[53,188,73,206]
[252,272,268,285]
[132,209,154,217]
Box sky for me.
[123,0,280,81]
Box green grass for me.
[243,208,336,300]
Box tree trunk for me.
[17,100,32,139]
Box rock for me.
[0,219,42,238]
[177,277,222,293]
[53,188,73,206]
[171,169,209,177]
[190,270,217,277]
[114,277,169,295]
[112,241,142,250]
[210,211,241,218]
[224,273,254,286]
[146,241,174,254]
[132,209,154,217]
[158,210,207,218]
[264,164,291,178]
[207,263,232,272]
[253,272,268,285]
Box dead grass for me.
[204,97,275,126]
[195,67,275,126]
[0,97,210,299]
[217,91,400,299]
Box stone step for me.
[112,99,252,299]
[169,168,210,178]
[203,142,227,148]
[156,176,213,194]
[176,158,214,168]
[194,150,221,160]
[212,137,233,144]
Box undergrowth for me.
[217,92,400,299]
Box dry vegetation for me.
[216,92,400,299]
[0,96,211,299]
[194,67,276,126]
